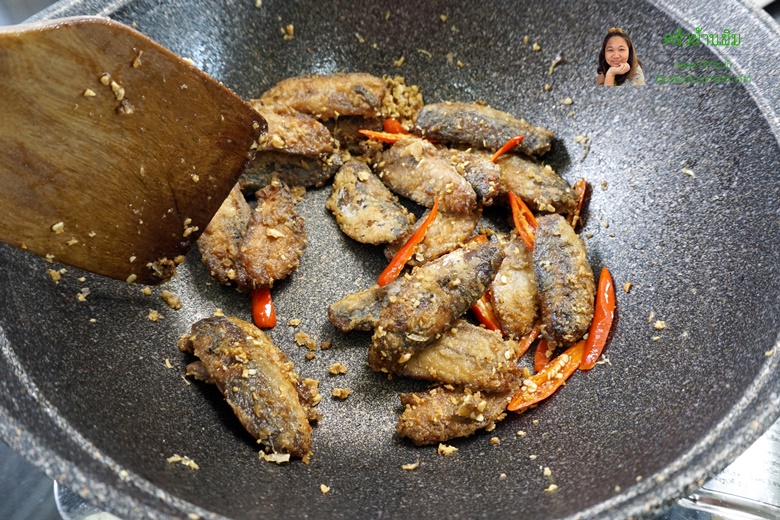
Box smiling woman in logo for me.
[597,27,646,86]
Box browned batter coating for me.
[396,386,511,445]
[383,206,481,266]
[197,185,252,286]
[259,72,386,120]
[236,181,307,291]
[240,103,343,191]
[179,315,319,462]
[397,320,523,392]
[324,116,383,155]
[414,101,554,157]
[376,137,477,214]
[326,160,415,245]
[490,236,539,339]
[495,153,576,216]
[439,148,501,206]
[328,284,390,332]
[533,214,595,348]
[368,242,504,373]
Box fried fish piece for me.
[383,205,481,266]
[197,185,252,286]
[179,315,319,462]
[324,116,383,155]
[368,242,504,372]
[414,101,554,157]
[439,148,501,206]
[328,284,390,332]
[326,160,416,245]
[533,214,595,348]
[495,153,576,215]
[397,320,523,392]
[396,386,511,445]
[240,103,342,191]
[490,236,539,339]
[236,181,307,291]
[259,72,386,120]
[376,137,477,214]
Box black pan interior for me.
[1,0,779,519]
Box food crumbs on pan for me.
[532,419,539,425]
[51,222,65,234]
[681,168,696,178]
[181,375,191,385]
[161,290,182,310]
[438,444,458,456]
[110,81,125,101]
[653,320,666,330]
[141,286,152,296]
[647,311,655,324]
[529,455,538,460]
[182,218,199,238]
[615,485,622,492]
[132,51,143,68]
[623,282,632,293]
[636,475,643,482]
[500,473,507,480]
[355,32,365,44]
[393,56,405,67]
[532,42,541,51]
[516,430,527,437]
[47,269,62,283]
[595,356,612,366]
[320,339,332,350]
[332,387,351,400]
[89,318,97,323]
[320,484,331,494]
[83,89,96,97]
[167,454,199,470]
[165,358,173,369]
[305,352,316,361]
[126,274,137,284]
[402,461,420,471]
[523,35,530,44]
[490,437,500,445]
[563,97,573,105]
[652,336,661,341]
[765,349,774,357]
[544,467,552,476]
[548,54,564,75]
[281,24,294,40]
[544,84,552,91]
[255,0,262,7]
[100,73,111,86]
[545,484,558,493]
[294,331,317,350]
[260,452,290,464]
[287,318,301,327]
[148,309,162,322]
[76,292,87,302]
[329,362,347,375]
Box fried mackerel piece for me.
[328,284,390,332]
[377,137,477,214]
[383,205,481,267]
[397,386,511,445]
[259,72,386,120]
[326,160,416,245]
[533,214,595,348]
[368,242,504,373]
[490,236,539,339]
[235,181,307,291]
[397,320,523,392]
[414,101,554,157]
[240,103,342,191]
[198,184,252,286]
[495,153,576,215]
[324,116,383,155]
[439,148,501,206]
[179,315,320,462]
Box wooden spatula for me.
[0,17,265,285]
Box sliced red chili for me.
[508,340,585,412]
[580,267,616,370]
[508,191,537,251]
[377,198,440,286]
[490,135,525,163]
[251,287,276,329]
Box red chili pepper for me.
[580,267,616,370]
[383,118,409,134]
[569,178,588,229]
[516,325,540,358]
[377,198,440,286]
[508,340,585,412]
[471,291,502,332]
[251,287,276,329]
[533,337,553,373]
[490,135,525,163]
[358,129,406,144]
[508,191,537,251]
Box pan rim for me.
[4,0,780,519]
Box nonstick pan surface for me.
[1,0,779,518]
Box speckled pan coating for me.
[1,0,779,519]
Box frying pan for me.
[1,0,779,518]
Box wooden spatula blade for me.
[0,17,264,285]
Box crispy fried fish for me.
[495,153,576,215]
[396,386,511,445]
[414,101,554,157]
[376,137,477,214]
[326,160,415,245]
[533,214,595,347]
[179,315,320,462]
[440,148,501,206]
[368,242,503,372]
[259,72,386,120]
[490,236,539,339]
[397,320,522,392]
[197,185,252,286]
